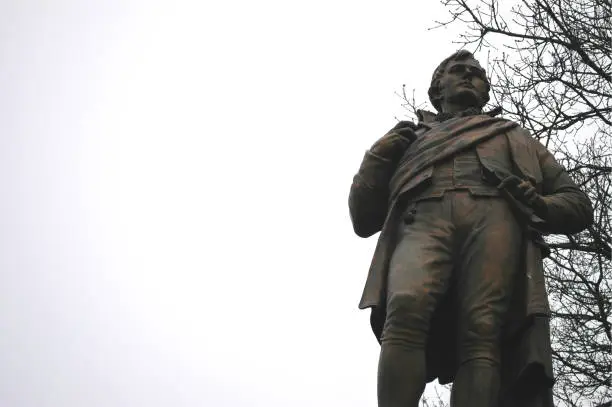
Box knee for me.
[463,315,498,340]
[458,315,501,362]
[382,291,433,347]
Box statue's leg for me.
[379,198,454,407]
[451,194,522,407]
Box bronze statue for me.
[348,50,593,407]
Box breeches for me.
[382,190,522,364]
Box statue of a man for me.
[348,50,593,407]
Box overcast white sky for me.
[0,1,472,406]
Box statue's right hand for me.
[370,121,418,162]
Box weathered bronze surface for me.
[348,50,594,407]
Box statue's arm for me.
[535,140,594,235]
[349,121,417,237]
[348,151,395,237]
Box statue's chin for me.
[448,89,484,110]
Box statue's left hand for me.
[498,175,548,217]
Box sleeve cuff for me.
[354,150,396,189]
[365,150,393,164]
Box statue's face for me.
[438,58,489,110]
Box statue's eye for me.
[473,70,486,80]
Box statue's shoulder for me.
[500,120,537,141]
[486,113,535,141]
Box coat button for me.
[404,208,417,224]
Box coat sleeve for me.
[534,139,594,235]
[348,150,395,237]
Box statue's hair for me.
[428,50,491,112]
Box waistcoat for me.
[414,147,501,200]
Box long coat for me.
[348,114,593,406]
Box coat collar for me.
[416,106,503,125]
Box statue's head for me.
[428,50,490,113]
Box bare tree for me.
[399,0,611,405]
